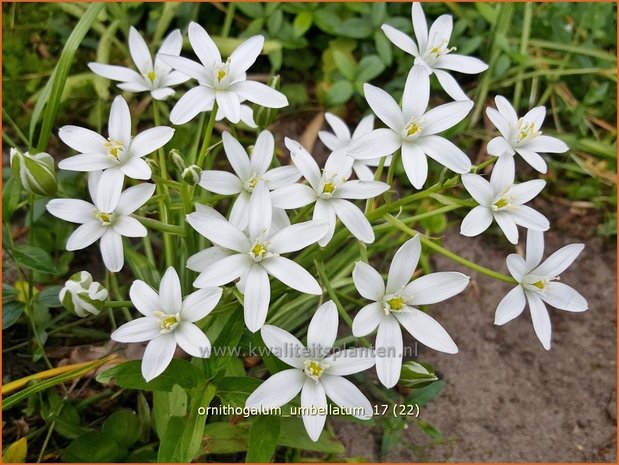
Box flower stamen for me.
[104,139,125,161]
[304,359,330,382]
[153,311,181,333]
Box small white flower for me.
[186,183,327,332]
[46,172,155,272]
[348,66,473,189]
[59,271,108,317]
[318,113,391,181]
[89,27,190,101]
[460,157,549,245]
[158,22,288,125]
[495,230,588,350]
[111,267,223,381]
[486,95,569,174]
[199,131,300,230]
[381,2,488,101]
[271,138,389,246]
[57,96,174,188]
[352,235,468,388]
[246,301,375,442]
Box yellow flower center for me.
[513,119,541,145]
[153,311,181,333]
[104,139,125,160]
[404,116,424,139]
[304,359,330,381]
[387,296,405,311]
[217,69,227,82]
[95,211,114,226]
[251,243,267,258]
[494,198,509,209]
[147,71,157,82]
[429,41,456,59]
[533,280,546,290]
[322,182,336,194]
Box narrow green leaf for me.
[13,245,58,274]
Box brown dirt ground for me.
[334,226,617,462]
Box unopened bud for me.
[398,361,438,388]
[254,75,281,129]
[182,165,202,185]
[59,271,108,317]
[10,148,57,197]
[169,149,186,172]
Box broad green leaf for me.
[356,54,386,82]
[96,359,201,392]
[153,385,188,439]
[3,301,24,330]
[203,422,251,454]
[35,285,63,308]
[246,415,280,462]
[405,379,445,407]
[293,12,313,37]
[325,80,354,106]
[216,377,262,408]
[13,245,57,274]
[278,418,345,453]
[62,431,127,463]
[102,410,140,448]
[333,50,357,81]
[2,176,22,222]
[336,18,374,39]
[236,2,264,18]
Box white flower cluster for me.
[42,2,588,442]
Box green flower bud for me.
[398,361,438,388]
[10,148,57,197]
[59,271,108,317]
[145,157,160,176]
[182,164,202,186]
[169,149,186,172]
[254,75,281,129]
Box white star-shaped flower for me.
[486,95,569,173]
[159,22,288,125]
[246,301,375,441]
[111,267,223,381]
[89,27,190,101]
[460,157,549,245]
[381,2,488,101]
[46,172,154,272]
[318,113,391,181]
[348,66,473,189]
[352,235,468,388]
[186,183,327,332]
[495,230,588,350]
[57,95,174,188]
[199,131,300,230]
[271,138,389,246]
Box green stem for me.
[196,104,219,169]
[132,215,185,235]
[221,3,236,37]
[384,214,518,284]
[104,300,133,308]
[512,2,532,109]
[108,272,132,321]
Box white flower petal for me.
[510,179,546,204]
[487,138,516,158]
[375,317,403,388]
[352,302,383,337]
[324,112,351,141]
[489,154,515,192]
[515,148,547,173]
[435,54,488,74]
[352,162,375,181]
[270,184,316,210]
[117,81,150,92]
[174,322,211,358]
[128,27,153,74]
[187,246,231,272]
[250,130,275,174]
[510,206,549,232]
[348,128,402,160]
[230,192,250,231]
[422,100,473,136]
[269,221,327,254]
[158,53,208,82]
[524,135,569,154]
[199,170,243,195]
[324,149,354,177]
[116,183,156,215]
[386,235,421,294]
[216,91,242,124]
[331,199,374,244]
[246,368,305,409]
[194,254,251,288]
[88,62,144,84]
[58,153,114,172]
[405,272,469,305]
[142,333,177,381]
[334,180,388,200]
[396,307,458,354]
[319,131,343,151]
[485,111,512,143]
[352,114,375,139]
[411,3,428,53]
[461,173,494,205]
[244,265,271,332]
[527,292,552,350]
[229,35,264,78]
[494,96,518,126]
[540,282,588,312]
[130,280,160,316]
[188,21,221,66]
[112,216,147,237]
[494,211,520,245]
[402,65,429,118]
[301,378,327,442]
[230,80,288,109]
[321,374,373,419]
[159,267,182,313]
[401,141,428,189]
[494,286,526,325]
[285,138,321,190]
[158,29,183,56]
[433,69,469,101]
[506,253,527,281]
[151,86,175,101]
[186,214,249,252]
[261,256,321,295]
[522,106,546,130]
[307,300,338,353]
[381,24,419,56]
[111,317,160,343]
[46,199,95,224]
[248,183,272,239]
[260,325,306,368]
[427,13,452,49]
[460,206,493,237]
[532,243,585,277]
[221,131,251,179]
[324,350,375,378]
[94,168,123,213]
[263,165,301,190]
[66,221,106,251]
[363,83,404,131]
[525,230,545,270]
[108,96,132,146]
[100,229,124,272]
[129,126,174,158]
[314,200,336,247]
[353,261,385,301]
[169,85,215,125]
[120,157,152,180]
[181,287,223,322]
[417,135,472,174]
